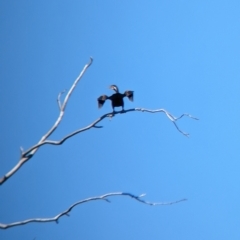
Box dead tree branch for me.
[0,58,198,186]
[0,57,93,185]
[17,108,198,153]
[0,192,187,229]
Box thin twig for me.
[0,192,187,229]
[57,89,66,110]
[135,108,199,137]
[0,57,93,185]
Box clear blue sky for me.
[1,1,240,239]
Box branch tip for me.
[20,147,24,156]
[57,90,67,110]
[93,125,103,128]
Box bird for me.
[97,85,134,112]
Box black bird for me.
[97,85,134,112]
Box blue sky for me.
[1,0,240,239]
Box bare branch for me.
[0,106,197,185]
[0,56,198,185]
[20,108,198,152]
[0,192,187,229]
[0,57,93,185]
[134,108,199,137]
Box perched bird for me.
[97,85,134,112]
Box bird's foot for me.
[109,110,115,117]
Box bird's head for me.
[109,85,119,93]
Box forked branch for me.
[0,58,198,185]
[17,108,198,152]
[0,57,93,185]
[0,192,187,229]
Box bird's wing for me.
[124,91,134,101]
[97,95,108,108]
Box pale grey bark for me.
[0,58,93,185]
[0,192,187,229]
